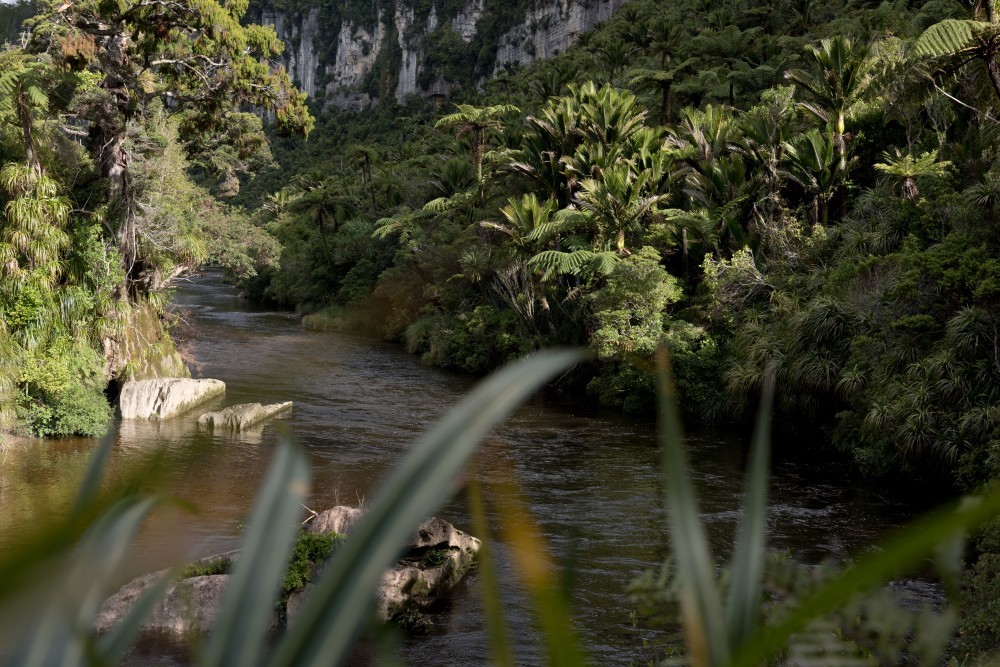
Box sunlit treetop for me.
[25,0,314,137]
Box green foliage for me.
[181,557,233,579]
[282,530,343,595]
[914,19,997,58]
[590,246,679,360]
[16,336,110,437]
[959,552,1000,657]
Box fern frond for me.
[914,19,996,58]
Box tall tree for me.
[435,103,519,191]
[785,36,872,171]
[25,0,314,292]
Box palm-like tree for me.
[781,128,849,225]
[435,103,520,188]
[915,7,1000,101]
[480,193,559,253]
[0,58,52,174]
[508,95,583,208]
[691,25,763,106]
[597,40,634,83]
[577,165,664,255]
[629,57,699,123]
[785,36,872,170]
[573,82,648,151]
[874,149,953,202]
[287,178,358,259]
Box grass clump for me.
[180,556,233,578]
[281,530,344,595]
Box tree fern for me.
[914,19,997,58]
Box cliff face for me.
[494,0,624,67]
[252,0,627,110]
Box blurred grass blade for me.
[201,437,311,667]
[95,569,176,665]
[70,430,115,524]
[732,486,1000,667]
[468,479,516,667]
[725,366,775,648]
[270,349,585,667]
[8,496,157,666]
[655,347,728,667]
[494,471,587,666]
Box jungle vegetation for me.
[0,0,312,438]
[240,0,1000,496]
[7,0,1000,658]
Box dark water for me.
[0,271,935,665]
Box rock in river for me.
[95,511,479,639]
[197,401,293,431]
[289,508,482,624]
[119,378,226,420]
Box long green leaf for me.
[201,437,311,667]
[495,475,587,666]
[725,368,774,648]
[656,347,729,667]
[8,496,157,666]
[269,349,586,667]
[468,480,516,667]
[70,431,116,524]
[94,570,177,665]
[732,486,1000,667]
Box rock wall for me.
[493,0,627,70]
[261,9,322,101]
[257,0,624,108]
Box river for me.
[0,271,937,665]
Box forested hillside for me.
[239,0,1000,493]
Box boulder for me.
[296,508,481,623]
[308,505,365,535]
[96,573,231,636]
[95,551,240,636]
[96,510,479,639]
[197,401,293,431]
[119,378,226,420]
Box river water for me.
[0,271,935,664]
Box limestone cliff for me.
[248,0,627,110]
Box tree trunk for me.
[986,51,1000,102]
[18,102,39,175]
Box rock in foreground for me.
[292,507,481,623]
[96,510,479,639]
[119,378,226,420]
[197,401,293,431]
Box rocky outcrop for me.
[97,573,231,635]
[261,9,322,99]
[309,505,365,535]
[119,378,226,420]
[256,0,624,106]
[103,300,190,381]
[95,551,240,636]
[294,508,482,623]
[197,402,293,431]
[493,0,626,70]
[95,511,478,639]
